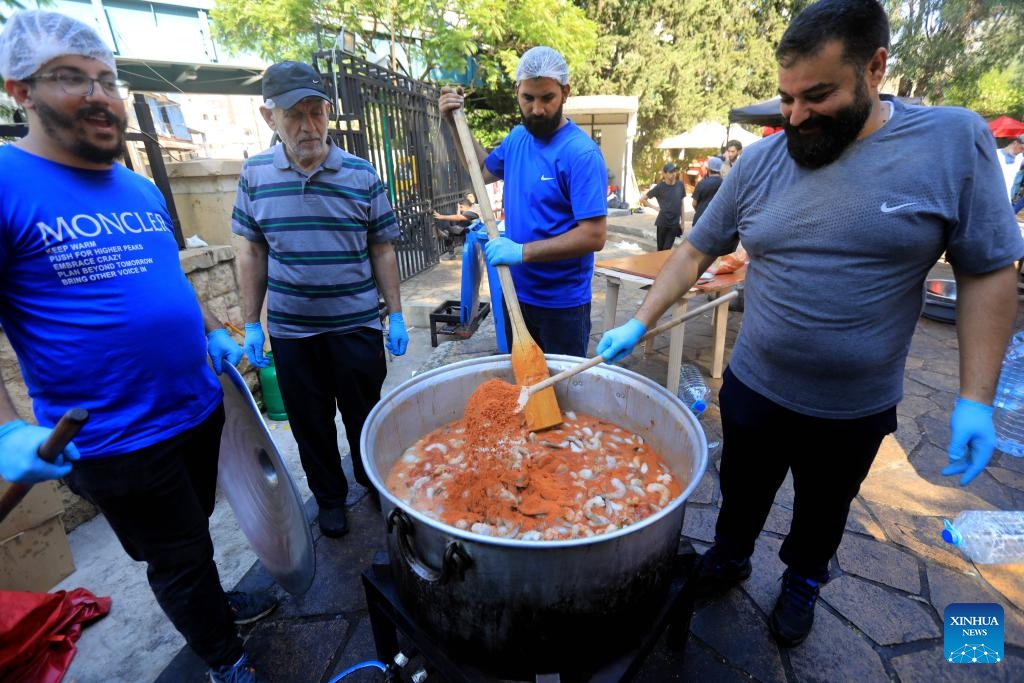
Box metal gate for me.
[312,49,472,282]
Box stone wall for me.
[1,245,256,531]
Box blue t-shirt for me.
[689,99,1024,418]
[0,146,222,458]
[486,120,607,307]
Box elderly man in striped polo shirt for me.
[232,60,409,538]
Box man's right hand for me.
[596,319,647,364]
[437,85,465,119]
[0,420,79,484]
[243,322,271,368]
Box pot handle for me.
[386,508,472,584]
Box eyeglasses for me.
[27,69,131,100]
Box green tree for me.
[573,0,803,179]
[210,0,597,146]
[887,0,1024,103]
[945,62,1024,120]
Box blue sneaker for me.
[209,653,263,683]
[769,569,821,647]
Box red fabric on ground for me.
[0,589,111,683]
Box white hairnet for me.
[0,10,116,81]
[515,46,569,85]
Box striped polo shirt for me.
[232,140,400,338]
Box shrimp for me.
[646,483,671,506]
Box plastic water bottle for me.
[677,363,711,416]
[942,511,1024,564]
[993,331,1024,457]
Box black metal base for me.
[361,545,698,682]
[429,300,491,347]
[922,300,956,324]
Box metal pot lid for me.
[924,278,956,304]
[217,363,315,595]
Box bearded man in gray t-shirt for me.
[597,0,1023,649]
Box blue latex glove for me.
[0,420,80,484]
[942,397,996,486]
[206,328,243,375]
[243,322,270,368]
[596,319,647,364]
[386,312,408,356]
[483,236,524,266]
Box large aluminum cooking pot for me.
[361,354,708,675]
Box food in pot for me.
[385,379,683,541]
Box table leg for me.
[602,279,621,334]
[711,293,729,378]
[667,301,687,395]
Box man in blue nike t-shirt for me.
[439,46,608,357]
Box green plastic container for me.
[258,351,288,421]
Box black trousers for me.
[714,368,897,581]
[67,404,242,668]
[656,222,681,251]
[270,328,387,509]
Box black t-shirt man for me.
[642,163,686,250]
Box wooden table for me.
[594,250,745,395]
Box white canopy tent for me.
[657,121,760,150]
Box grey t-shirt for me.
[688,98,1024,418]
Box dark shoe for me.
[691,545,752,598]
[318,505,349,537]
[209,653,263,683]
[226,590,278,625]
[769,569,821,647]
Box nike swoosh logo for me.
[540,175,555,181]
[880,201,917,213]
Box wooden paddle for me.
[517,291,739,409]
[450,108,563,431]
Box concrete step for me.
[606,209,658,253]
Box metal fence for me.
[312,49,472,282]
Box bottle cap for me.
[941,519,962,546]
[691,399,707,415]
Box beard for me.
[784,80,872,169]
[522,102,564,138]
[34,99,127,165]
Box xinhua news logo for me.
[944,603,1003,664]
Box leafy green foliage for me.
[210,0,597,149]
[945,63,1024,120]
[887,0,1024,104]
[572,0,803,179]
[207,0,1024,175]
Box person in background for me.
[433,196,481,258]
[720,139,743,177]
[438,46,608,357]
[998,133,1024,202]
[233,61,408,539]
[640,162,686,250]
[691,156,725,229]
[0,11,276,683]
[596,0,1021,649]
